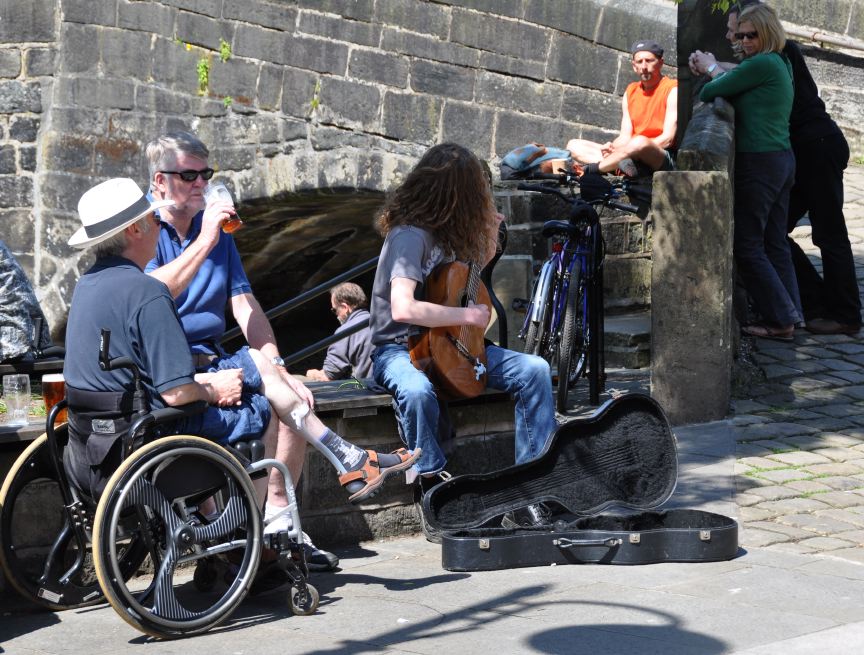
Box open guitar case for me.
[422,393,739,571]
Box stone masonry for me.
[1,0,679,334]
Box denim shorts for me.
[175,346,271,445]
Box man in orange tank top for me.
[567,40,678,177]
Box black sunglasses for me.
[159,168,215,182]
[734,31,758,40]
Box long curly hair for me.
[375,143,497,263]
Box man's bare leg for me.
[566,138,606,164]
[596,135,666,174]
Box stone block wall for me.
[0,0,679,333]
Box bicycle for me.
[516,173,639,412]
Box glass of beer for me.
[203,182,243,233]
[42,373,67,424]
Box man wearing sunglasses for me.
[144,131,419,571]
[689,1,860,335]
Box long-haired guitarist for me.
[369,143,557,484]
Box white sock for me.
[264,502,292,535]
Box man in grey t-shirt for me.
[306,282,374,380]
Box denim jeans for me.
[734,149,802,327]
[372,343,557,475]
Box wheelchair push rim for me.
[92,435,262,639]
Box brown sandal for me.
[741,324,794,342]
[339,448,421,505]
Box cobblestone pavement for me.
[730,163,864,562]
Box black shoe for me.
[501,503,552,529]
[301,533,339,572]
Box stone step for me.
[605,310,651,369]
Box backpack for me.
[499,143,574,180]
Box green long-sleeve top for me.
[700,52,793,153]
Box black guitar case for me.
[423,393,739,571]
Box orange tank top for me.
[626,76,677,139]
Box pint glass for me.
[42,373,67,423]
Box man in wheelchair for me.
[64,178,418,540]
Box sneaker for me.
[301,532,339,572]
[501,503,552,529]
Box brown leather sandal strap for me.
[339,469,367,485]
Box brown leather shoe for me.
[804,318,862,335]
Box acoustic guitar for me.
[409,260,491,400]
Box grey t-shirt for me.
[370,225,450,345]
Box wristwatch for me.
[707,63,718,75]
[271,356,286,368]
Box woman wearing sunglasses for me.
[699,4,801,342]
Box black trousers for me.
[787,131,861,325]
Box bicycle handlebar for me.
[516,182,639,215]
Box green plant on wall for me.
[308,78,321,117]
[219,38,232,63]
[196,56,210,95]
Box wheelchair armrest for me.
[148,401,208,424]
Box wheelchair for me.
[0,329,319,639]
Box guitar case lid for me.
[422,393,678,533]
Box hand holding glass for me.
[203,182,243,233]
[3,374,30,427]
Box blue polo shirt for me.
[145,211,252,354]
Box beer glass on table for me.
[42,373,67,424]
[203,182,243,233]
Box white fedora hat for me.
[69,178,175,249]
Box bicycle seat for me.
[541,220,582,239]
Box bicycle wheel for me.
[556,260,588,413]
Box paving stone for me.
[823,433,864,446]
[823,547,864,564]
[831,370,864,384]
[746,520,814,540]
[755,468,812,484]
[833,530,864,545]
[758,497,834,514]
[776,512,861,534]
[818,475,864,491]
[767,451,833,466]
[737,456,790,470]
[729,413,772,426]
[763,364,803,379]
[813,491,864,509]
[815,509,864,528]
[841,385,864,400]
[789,376,835,391]
[796,536,858,550]
[822,359,864,372]
[794,417,859,431]
[829,343,864,355]
[789,359,830,374]
[811,447,864,462]
[749,439,798,452]
[785,480,834,494]
[811,404,864,418]
[729,399,771,414]
[763,540,819,554]
[802,462,864,477]
[798,346,843,358]
[746,485,808,502]
[739,526,791,547]
[736,475,772,492]
[734,492,765,507]
[739,505,779,522]
[780,434,831,450]
[736,423,819,441]
[735,443,774,457]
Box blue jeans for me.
[372,343,557,475]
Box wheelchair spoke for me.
[191,479,248,542]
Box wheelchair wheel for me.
[93,435,262,639]
[289,582,319,616]
[0,432,146,610]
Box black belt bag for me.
[64,386,149,499]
